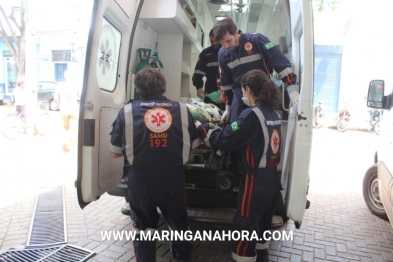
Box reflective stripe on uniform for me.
[194,70,206,75]
[227,54,262,69]
[256,242,268,250]
[252,108,269,168]
[232,252,256,262]
[221,84,233,91]
[124,103,134,165]
[206,62,219,67]
[278,67,293,79]
[180,103,191,164]
[109,143,122,154]
[204,126,220,147]
[227,59,240,69]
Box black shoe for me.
[256,248,268,262]
[121,202,131,216]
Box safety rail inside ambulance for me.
[76,0,314,230]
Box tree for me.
[314,0,340,12]
[0,2,26,81]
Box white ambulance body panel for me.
[281,0,314,227]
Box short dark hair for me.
[241,69,282,109]
[209,29,214,37]
[134,68,166,98]
[213,18,237,41]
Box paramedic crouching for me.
[109,68,201,262]
[195,69,282,262]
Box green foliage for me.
[314,0,340,12]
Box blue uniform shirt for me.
[218,32,295,119]
[192,45,220,94]
[110,95,201,185]
[198,103,281,173]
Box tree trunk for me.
[17,33,26,81]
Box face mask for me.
[242,96,252,107]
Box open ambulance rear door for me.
[281,0,314,228]
[76,0,143,208]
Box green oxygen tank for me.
[134,48,152,100]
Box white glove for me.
[286,85,299,105]
[221,105,231,123]
[197,88,204,99]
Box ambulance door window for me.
[96,18,122,92]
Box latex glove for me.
[286,85,299,105]
[197,88,204,99]
[221,105,231,123]
[195,120,201,129]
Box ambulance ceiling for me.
[207,0,278,33]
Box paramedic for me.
[109,68,201,262]
[213,18,297,123]
[192,29,224,109]
[195,69,282,262]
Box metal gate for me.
[314,45,343,113]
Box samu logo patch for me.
[231,121,240,131]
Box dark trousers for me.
[128,181,192,262]
[232,171,280,259]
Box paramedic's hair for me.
[213,18,237,41]
[241,69,282,109]
[135,68,166,98]
[209,29,214,37]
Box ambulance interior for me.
[130,0,293,103]
[117,0,295,208]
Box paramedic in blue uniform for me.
[213,18,298,123]
[110,68,201,262]
[192,29,225,109]
[195,70,282,262]
[213,19,292,227]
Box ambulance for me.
[76,0,314,229]
[363,79,393,226]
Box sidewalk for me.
[0,110,233,261]
[1,109,393,261]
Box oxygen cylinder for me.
[134,48,152,100]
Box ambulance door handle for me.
[297,114,307,121]
[83,119,95,146]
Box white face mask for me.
[242,96,252,107]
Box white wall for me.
[130,19,185,101]
[158,34,183,101]
[130,20,160,74]
[339,0,393,113]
